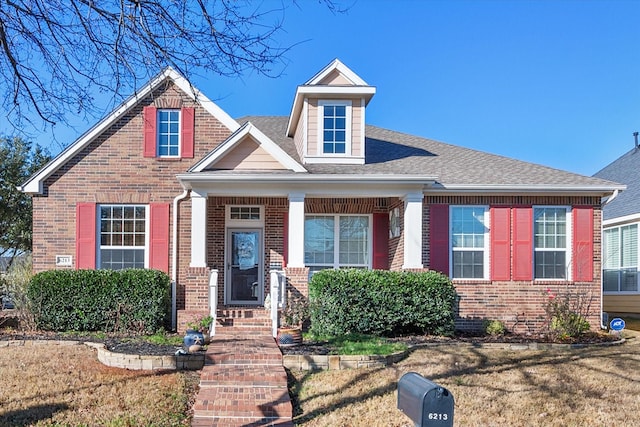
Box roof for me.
[594,147,640,221]
[242,115,624,194]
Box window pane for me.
[603,270,620,292]
[339,216,368,266]
[305,216,335,265]
[534,251,566,279]
[603,229,620,269]
[335,105,346,116]
[621,269,638,292]
[157,109,180,157]
[621,225,638,268]
[99,205,146,270]
[453,251,484,279]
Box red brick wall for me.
[32,81,232,274]
[424,195,603,332]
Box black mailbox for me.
[397,372,454,427]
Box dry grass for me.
[290,331,640,426]
[0,343,199,426]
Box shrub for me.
[1,255,37,330]
[27,269,171,334]
[543,288,592,339]
[483,319,506,336]
[308,269,456,337]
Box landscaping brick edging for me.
[282,337,626,371]
[0,339,204,371]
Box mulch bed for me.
[279,331,622,355]
[1,311,622,357]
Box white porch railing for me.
[209,269,218,336]
[269,269,287,338]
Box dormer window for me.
[319,100,351,156]
[158,109,181,157]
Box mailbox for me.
[397,372,454,427]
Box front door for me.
[226,229,262,305]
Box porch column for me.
[403,192,424,269]
[288,192,306,267]
[190,190,207,268]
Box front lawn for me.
[0,344,198,426]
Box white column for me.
[190,191,207,268]
[403,192,424,269]
[288,192,306,267]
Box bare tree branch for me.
[0,0,345,140]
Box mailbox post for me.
[397,372,454,427]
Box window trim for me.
[449,205,490,280]
[304,213,372,270]
[603,223,640,294]
[317,100,352,157]
[97,204,150,270]
[157,109,181,158]
[533,205,572,281]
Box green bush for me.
[308,269,456,337]
[483,319,506,336]
[27,269,171,334]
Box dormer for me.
[286,59,376,165]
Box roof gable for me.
[20,67,240,194]
[189,121,306,173]
[305,58,370,86]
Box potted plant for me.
[185,314,214,347]
[277,295,309,347]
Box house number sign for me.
[56,255,73,267]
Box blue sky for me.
[37,0,640,177]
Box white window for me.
[157,109,180,157]
[318,100,351,155]
[99,205,148,270]
[603,224,639,293]
[534,207,570,279]
[451,206,489,279]
[304,215,370,273]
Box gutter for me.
[171,189,190,330]
[600,189,620,330]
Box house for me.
[20,59,624,333]
[594,139,640,316]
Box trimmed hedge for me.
[308,269,456,337]
[27,269,171,334]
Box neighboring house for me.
[21,59,624,333]
[594,141,640,315]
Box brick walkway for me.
[191,310,294,427]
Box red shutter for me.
[282,213,288,268]
[372,213,389,269]
[429,204,449,275]
[491,206,511,280]
[149,203,170,273]
[181,107,195,158]
[76,203,96,269]
[143,106,157,158]
[573,206,594,281]
[513,207,533,280]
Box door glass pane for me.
[230,231,259,302]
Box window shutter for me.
[76,203,96,269]
[513,207,533,280]
[429,204,449,274]
[149,203,170,273]
[143,106,157,158]
[372,212,389,269]
[572,206,593,281]
[181,107,195,158]
[282,213,288,267]
[490,206,511,280]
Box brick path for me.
[191,310,294,426]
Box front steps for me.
[191,309,293,427]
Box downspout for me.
[171,189,190,331]
[600,189,619,329]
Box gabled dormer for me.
[286,59,376,165]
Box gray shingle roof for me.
[240,115,621,190]
[594,147,640,220]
